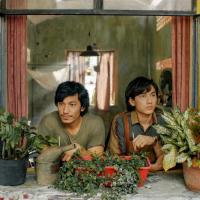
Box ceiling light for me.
[80,45,99,57]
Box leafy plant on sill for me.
[154,107,200,171]
[54,152,147,200]
[0,110,58,160]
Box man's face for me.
[57,94,85,125]
[129,86,157,115]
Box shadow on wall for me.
[159,69,172,108]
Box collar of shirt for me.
[130,110,158,126]
[129,110,160,140]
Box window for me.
[65,50,116,108]
[28,49,116,124]
[84,57,98,105]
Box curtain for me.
[172,16,191,112]
[96,52,115,111]
[66,52,86,84]
[7,15,28,119]
[7,0,27,8]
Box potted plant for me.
[55,152,148,199]
[137,158,151,187]
[0,110,57,186]
[154,107,200,191]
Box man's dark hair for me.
[125,76,159,111]
[55,81,89,116]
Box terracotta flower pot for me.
[183,162,200,191]
[120,155,132,160]
[98,166,117,177]
[138,158,151,187]
[102,166,117,188]
[103,166,117,177]
[97,166,117,187]
[120,156,151,187]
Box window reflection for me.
[6,0,192,11]
[104,0,192,11]
[6,0,93,9]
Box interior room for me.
[27,15,172,135]
[0,0,200,199]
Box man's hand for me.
[62,143,81,161]
[62,144,104,161]
[132,135,156,152]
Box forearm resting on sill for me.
[149,155,164,172]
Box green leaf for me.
[153,124,171,136]
[6,112,14,124]
[162,144,174,152]
[176,153,189,163]
[185,129,196,152]
[178,146,188,153]
[186,157,192,167]
[163,145,177,171]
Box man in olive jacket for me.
[38,81,106,161]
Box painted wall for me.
[148,18,172,87]
[27,15,171,135]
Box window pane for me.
[6,0,193,11]
[104,0,192,11]
[6,0,93,10]
[84,57,98,105]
